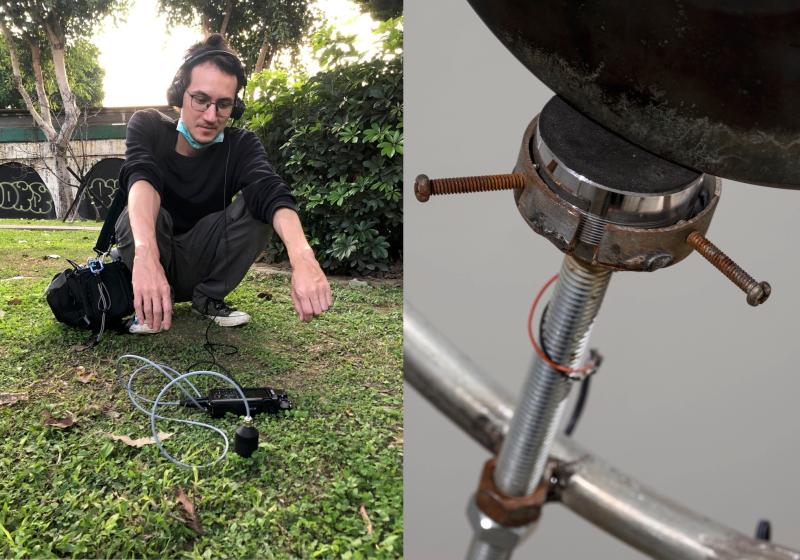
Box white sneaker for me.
[128,316,163,334]
[192,299,250,327]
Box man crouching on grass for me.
[115,34,331,333]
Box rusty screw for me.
[686,231,771,306]
[414,172,525,202]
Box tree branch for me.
[43,15,79,146]
[254,29,272,74]
[0,21,57,137]
[28,40,53,130]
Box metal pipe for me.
[404,304,800,560]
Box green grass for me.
[0,222,403,559]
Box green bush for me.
[244,19,403,274]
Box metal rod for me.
[404,304,800,560]
[495,256,611,497]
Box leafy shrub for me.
[244,19,403,274]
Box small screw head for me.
[414,174,431,202]
[747,281,771,306]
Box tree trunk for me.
[219,0,234,36]
[45,16,80,217]
[52,143,74,217]
[254,31,272,74]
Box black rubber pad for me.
[539,96,701,195]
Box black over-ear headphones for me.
[166,49,247,120]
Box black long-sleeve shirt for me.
[118,109,296,234]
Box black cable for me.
[755,520,771,541]
[186,140,241,386]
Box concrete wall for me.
[0,138,126,214]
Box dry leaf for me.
[0,392,28,406]
[175,487,203,534]
[76,366,94,384]
[256,291,273,300]
[359,504,373,535]
[0,309,5,318]
[7,299,21,305]
[43,411,76,429]
[105,432,174,448]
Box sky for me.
[93,0,377,107]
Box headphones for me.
[167,48,247,120]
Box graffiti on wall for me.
[77,158,123,220]
[0,162,56,218]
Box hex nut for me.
[466,499,531,549]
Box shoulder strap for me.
[94,186,126,255]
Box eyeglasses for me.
[187,92,234,117]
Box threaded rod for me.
[414,173,525,202]
[687,231,771,306]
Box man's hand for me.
[132,246,172,331]
[290,248,332,322]
[272,207,333,322]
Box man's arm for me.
[272,207,332,321]
[129,180,172,330]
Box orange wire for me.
[527,273,597,375]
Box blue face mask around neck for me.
[176,118,224,150]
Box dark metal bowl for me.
[467,0,800,189]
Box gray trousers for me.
[115,196,272,309]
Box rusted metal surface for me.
[466,1,800,189]
[594,177,721,272]
[474,457,549,527]
[686,231,771,306]
[413,173,525,202]
[514,115,722,271]
[514,117,582,253]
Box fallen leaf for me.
[43,254,60,260]
[75,366,94,384]
[0,392,28,406]
[0,309,5,318]
[105,431,174,448]
[348,278,370,289]
[7,299,21,305]
[43,411,76,429]
[175,487,203,534]
[359,504,373,535]
[256,291,273,300]
[104,410,121,420]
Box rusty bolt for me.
[686,231,771,306]
[414,173,525,202]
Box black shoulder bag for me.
[45,188,133,345]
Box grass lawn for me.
[0,222,403,559]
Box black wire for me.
[538,301,592,437]
[185,140,241,388]
[755,520,771,541]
